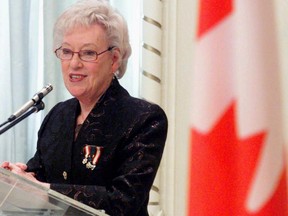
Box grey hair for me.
[53,0,132,78]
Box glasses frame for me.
[54,46,115,62]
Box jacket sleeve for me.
[26,102,65,181]
[50,105,168,216]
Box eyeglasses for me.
[54,46,114,62]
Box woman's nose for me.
[69,53,83,68]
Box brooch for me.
[82,145,103,170]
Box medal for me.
[82,145,103,170]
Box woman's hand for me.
[0,161,50,189]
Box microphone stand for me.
[0,101,45,135]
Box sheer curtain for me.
[0,0,140,163]
[0,0,43,162]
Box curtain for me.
[0,0,42,162]
[0,0,81,162]
[110,0,141,97]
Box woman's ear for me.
[111,47,121,73]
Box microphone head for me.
[41,84,53,97]
[33,84,53,101]
[45,84,53,94]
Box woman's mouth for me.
[69,74,87,82]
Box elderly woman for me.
[1,0,168,215]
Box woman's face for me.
[60,24,120,104]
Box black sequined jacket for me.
[26,78,168,216]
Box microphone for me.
[8,84,53,122]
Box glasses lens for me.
[79,50,97,61]
[56,48,73,60]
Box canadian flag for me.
[188,0,288,215]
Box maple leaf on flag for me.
[188,103,287,216]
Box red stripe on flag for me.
[197,0,233,38]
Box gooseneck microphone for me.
[8,84,53,122]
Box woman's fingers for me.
[0,161,10,168]
[15,162,27,171]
